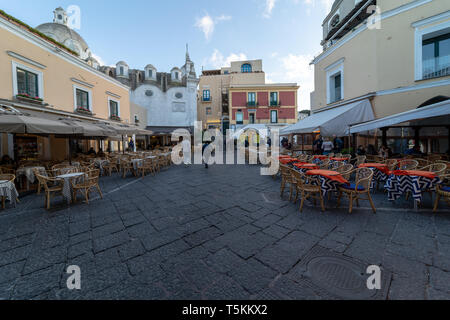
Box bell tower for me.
[53,7,68,26]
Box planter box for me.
[75,108,93,115]
[16,95,44,105]
[110,116,121,122]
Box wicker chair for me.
[334,153,342,158]
[330,161,344,171]
[120,160,134,178]
[0,166,15,174]
[433,174,450,212]
[414,158,430,168]
[337,164,354,180]
[327,153,335,158]
[353,155,367,167]
[31,168,53,194]
[399,159,419,170]
[71,169,103,204]
[319,159,331,169]
[291,169,325,212]
[419,163,447,177]
[280,164,295,201]
[383,159,398,171]
[337,167,376,214]
[138,159,156,177]
[35,174,63,209]
[103,158,119,176]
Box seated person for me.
[86,147,96,156]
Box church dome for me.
[35,8,91,60]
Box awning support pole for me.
[381,128,387,147]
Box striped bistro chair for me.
[337,167,376,214]
[433,174,450,212]
[291,168,325,212]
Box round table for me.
[56,172,86,204]
[0,180,19,208]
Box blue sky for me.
[1,0,334,109]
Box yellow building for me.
[306,0,450,153]
[0,9,131,161]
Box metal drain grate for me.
[296,246,391,300]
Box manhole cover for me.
[307,256,373,299]
[296,246,391,300]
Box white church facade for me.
[100,48,199,139]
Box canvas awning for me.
[232,124,269,140]
[347,99,450,134]
[59,118,116,137]
[281,99,374,136]
[0,113,82,135]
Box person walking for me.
[202,137,214,169]
[322,138,334,155]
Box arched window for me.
[241,63,252,73]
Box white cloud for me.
[91,53,109,67]
[206,49,248,69]
[268,53,315,109]
[263,0,277,18]
[302,0,334,13]
[195,13,232,40]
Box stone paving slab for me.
[0,162,449,300]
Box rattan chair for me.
[291,169,325,212]
[414,158,430,168]
[319,159,331,169]
[35,174,63,209]
[433,174,450,212]
[138,159,156,177]
[337,164,354,180]
[280,164,295,201]
[120,160,134,178]
[103,158,119,176]
[330,161,344,171]
[337,167,376,214]
[399,159,419,170]
[71,169,102,204]
[0,166,15,174]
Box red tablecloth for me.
[280,158,297,164]
[279,155,291,159]
[330,157,349,161]
[294,163,319,170]
[391,170,436,179]
[306,169,348,184]
[359,163,390,174]
[313,155,328,160]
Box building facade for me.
[229,83,299,131]
[101,48,199,144]
[310,0,450,153]
[0,8,131,161]
[197,59,266,132]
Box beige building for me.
[197,59,265,132]
[0,9,132,161]
[307,0,450,153]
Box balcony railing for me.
[202,97,211,102]
[422,56,450,80]
[270,100,281,107]
[246,101,259,107]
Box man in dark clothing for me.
[313,135,323,155]
[333,135,344,153]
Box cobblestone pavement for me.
[0,163,449,300]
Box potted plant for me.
[16,93,44,104]
[75,106,92,115]
[110,114,121,121]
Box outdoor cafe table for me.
[16,166,46,190]
[0,179,19,208]
[131,159,144,170]
[385,170,441,209]
[94,159,109,175]
[293,163,320,173]
[312,155,328,164]
[280,158,297,165]
[56,172,86,204]
[306,169,349,196]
